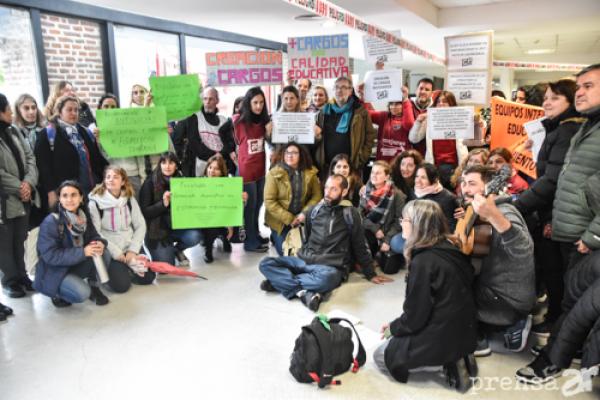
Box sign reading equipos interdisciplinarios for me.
[205,51,283,86]
[170,177,244,229]
[96,106,169,158]
[363,69,403,102]
[287,34,349,80]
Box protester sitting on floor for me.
[390,149,423,199]
[410,163,458,231]
[33,180,111,307]
[373,200,477,392]
[457,165,536,357]
[264,142,322,256]
[258,174,392,312]
[359,160,406,273]
[138,152,201,267]
[88,166,155,289]
[328,153,363,207]
[486,147,529,197]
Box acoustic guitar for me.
[454,165,512,257]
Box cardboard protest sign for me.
[364,69,403,102]
[523,117,547,162]
[205,51,283,86]
[287,34,349,80]
[149,74,202,121]
[446,71,489,106]
[362,34,403,64]
[427,107,475,140]
[271,112,316,144]
[170,177,243,229]
[490,97,545,178]
[96,106,169,158]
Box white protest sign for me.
[364,69,403,103]
[427,106,475,140]
[271,112,316,144]
[445,33,492,71]
[362,34,403,64]
[524,116,547,161]
[446,71,489,106]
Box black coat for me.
[35,123,107,195]
[548,250,600,368]
[514,107,584,223]
[410,189,458,231]
[384,241,477,379]
[138,172,174,248]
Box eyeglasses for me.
[285,151,299,156]
[335,86,352,91]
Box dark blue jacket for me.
[33,211,106,297]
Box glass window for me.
[185,36,278,116]
[0,6,43,105]
[114,25,180,107]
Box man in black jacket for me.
[172,87,235,176]
[258,174,392,311]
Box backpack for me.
[289,315,366,388]
[24,213,60,275]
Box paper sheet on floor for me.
[327,309,383,350]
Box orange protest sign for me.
[490,97,544,178]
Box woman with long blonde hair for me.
[373,199,477,391]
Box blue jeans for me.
[58,273,92,303]
[148,229,202,264]
[259,256,344,299]
[390,234,405,255]
[271,226,291,256]
[243,177,265,250]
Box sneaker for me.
[0,302,14,317]
[259,235,270,245]
[51,297,72,308]
[530,345,582,365]
[530,344,544,357]
[531,319,553,338]
[2,283,25,298]
[515,352,562,384]
[301,291,322,312]
[175,249,190,268]
[259,280,277,293]
[245,244,269,253]
[89,286,109,306]
[504,315,532,352]
[19,276,35,292]
[474,335,491,357]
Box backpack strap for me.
[52,212,64,240]
[328,317,367,371]
[46,123,56,151]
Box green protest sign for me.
[149,74,202,121]
[170,177,243,229]
[96,106,169,158]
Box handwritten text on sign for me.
[490,97,545,178]
[170,177,243,229]
[427,106,475,140]
[271,112,316,144]
[364,69,403,102]
[205,51,283,86]
[149,74,202,121]
[287,34,349,80]
[96,106,168,158]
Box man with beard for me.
[458,165,536,357]
[258,174,392,311]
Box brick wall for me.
[40,13,105,110]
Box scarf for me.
[281,163,303,215]
[201,106,220,126]
[57,119,94,193]
[414,181,444,199]
[0,122,25,181]
[323,97,354,134]
[360,179,395,225]
[61,206,87,247]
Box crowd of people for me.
[1,61,599,391]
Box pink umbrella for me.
[132,257,207,280]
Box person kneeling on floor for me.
[258,174,392,311]
[373,200,477,391]
[33,180,112,307]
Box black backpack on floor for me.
[289,315,366,388]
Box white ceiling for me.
[74,0,600,68]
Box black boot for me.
[464,354,478,377]
[203,245,214,263]
[222,237,232,253]
[444,358,473,393]
[0,302,14,316]
[89,286,109,306]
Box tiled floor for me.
[1,242,598,400]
